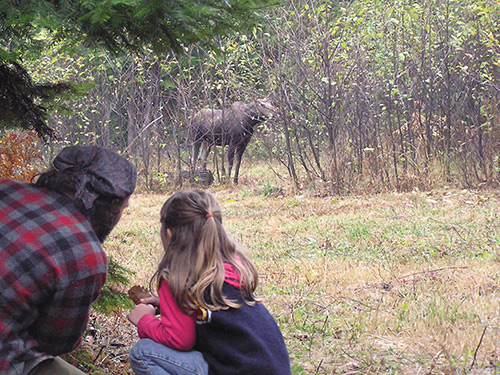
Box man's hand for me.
[127,303,156,326]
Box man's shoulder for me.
[0,178,103,260]
[0,178,49,202]
[0,178,31,191]
[1,178,76,214]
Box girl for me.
[127,190,291,375]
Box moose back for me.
[188,97,275,184]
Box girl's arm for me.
[135,279,196,351]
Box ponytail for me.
[154,190,259,314]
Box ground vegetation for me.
[71,162,500,374]
[3,0,497,193]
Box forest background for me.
[3,0,500,193]
[1,0,500,374]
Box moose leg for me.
[226,144,237,183]
[191,141,201,170]
[199,141,211,170]
[232,145,247,184]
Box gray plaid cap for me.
[53,146,137,210]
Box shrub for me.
[0,131,42,181]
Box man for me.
[0,146,137,374]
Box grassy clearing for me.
[88,163,500,374]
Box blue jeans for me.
[129,339,209,375]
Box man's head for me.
[35,146,137,242]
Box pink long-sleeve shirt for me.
[136,263,242,351]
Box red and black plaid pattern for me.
[0,179,107,372]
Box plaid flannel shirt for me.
[0,179,107,373]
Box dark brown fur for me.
[189,98,275,184]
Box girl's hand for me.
[140,296,160,315]
[127,303,156,326]
[140,296,160,307]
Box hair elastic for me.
[206,213,214,219]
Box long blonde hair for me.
[151,189,259,314]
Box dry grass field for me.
[74,164,500,374]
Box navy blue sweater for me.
[194,284,291,375]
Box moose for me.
[189,96,275,184]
